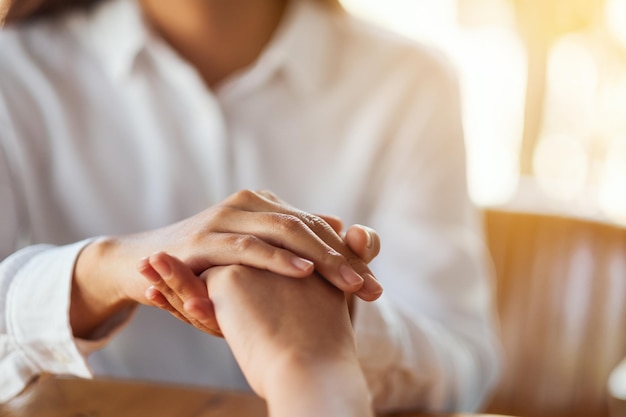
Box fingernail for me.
[363,273,383,296]
[145,286,159,300]
[363,227,373,249]
[136,256,149,271]
[340,264,364,287]
[291,257,314,271]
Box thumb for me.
[345,225,380,264]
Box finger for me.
[205,206,364,289]
[254,189,284,204]
[216,210,366,292]
[191,232,315,278]
[145,286,223,337]
[184,297,222,337]
[345,224,380,264]
[223,190,380,298]
[137,254,185,313]
[149,251,208,304]
[149,252,222,335]
[345,293,355,321]
[317,214,344,234]
[137,255,162,287]
[145,285,192,325]
[281,212,384,300]
[344,225,383,300]
[354,274,383,301]
[263,209,381,299]
[138,252,221,334]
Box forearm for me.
[200,266,373,416]
[265,356,373,417]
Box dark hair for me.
[8,0,342,22]
[7,0,102,21]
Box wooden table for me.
[0,376,512,417]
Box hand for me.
[147,254,374,417]
[137,220,381,335]
[71,189,381,337]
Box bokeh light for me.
[533,133,589,201]
[339,0,457,48]
[458,27,526,206]
[543,36,599,137]
[599,136,626,225]
[339,0,626,222]
[605,0,626,47]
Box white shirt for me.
[0,0,500,412]
[610,357,626,401]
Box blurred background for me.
[336,4,626,416]
[341,0,626,226]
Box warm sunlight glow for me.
[544,36,598,137]
[598,78,626,134]
[533,134,589,201]
[459,27,526,206]
[339,0,625,218]
[605,0,626,47]
[340,0,457,47]
[340,0,524,207]
[599,136,626,225]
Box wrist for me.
[71,237,134,338]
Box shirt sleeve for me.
[0,102,130,403]
[0,243,94,402]
[352,54,501,413]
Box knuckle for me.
[231,189,258,205]
[346,255,365,270]
[301,213,332,233]
[321,248,345,265]
[232,234,259,253]
[310,216,326,230]
[209,205,230,223]
[258,190,284,205]
[185,220,213,246]
[188,206,231,245]
[272,213,305,234]
[267,246,285,261]
[206,206,232,231]
[256,189,277,200]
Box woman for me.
[0,0,501,413]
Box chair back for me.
[483,210,626,417]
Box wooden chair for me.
[482,210,626,417]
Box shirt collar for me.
[251,0,337,95]
[69,0,149,80]
[70,0,337,92]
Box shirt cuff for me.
[3,240,96,398]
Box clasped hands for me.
[135,190,382,337]
[73,189,380,415]
[133,190,381,416]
